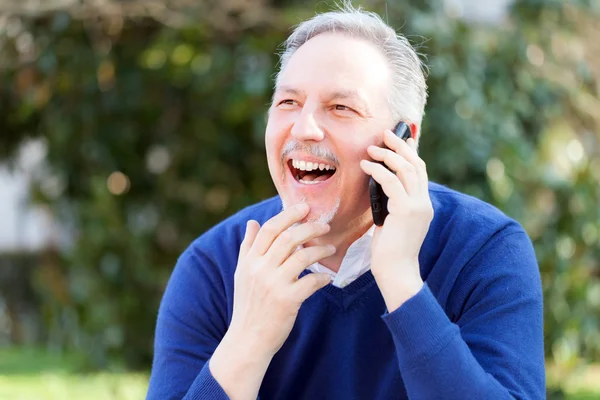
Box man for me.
[147,3,545,400]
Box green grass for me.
[1,347,599,399]
[0,347,148,400]
[0,347,84,376]
[0,373,148,400]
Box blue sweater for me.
[147,182,545,399]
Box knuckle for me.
[278,230,293,245]
[404,161,417,173]
[384,173,398,184]
[384,151,395,163]
[261,223,277,236]
[294,250,311,266]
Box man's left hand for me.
[360,129,434,312]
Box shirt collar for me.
[307,225,375,288]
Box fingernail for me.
[328,245,336,253]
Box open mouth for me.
[288,159,337,185]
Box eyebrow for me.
[327,89,370,112]
[275,85,371,114]
[275,85,305,97]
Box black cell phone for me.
[369,122,411,226]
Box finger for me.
[279,245,336,282]
[252,203,310,256]
[406,137,429,189]
[406,137,418,152]
[267,222,331,267]
[360,159,407,199]
[293,272,332,300]
[367,146,419,195]
[239,220,260,261]
[383,130,428,187]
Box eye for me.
[332,104,357,114]
[278,99,298,108]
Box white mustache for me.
[280,141,339,166]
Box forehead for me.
[276,33,391,103]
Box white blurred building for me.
[0,140,53,251]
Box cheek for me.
[343,139,371,168]
[265,118,283,157]
[265,140,281,181]
[265,114,291,182]
[338,144,367,184]
[339,138,375,187]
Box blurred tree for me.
[0,0,598,386]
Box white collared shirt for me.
[307,225,375,288]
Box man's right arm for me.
[146,245,232,400]
[147,204,333,400]
[146,245,274,400]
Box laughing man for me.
[147,3,545,400]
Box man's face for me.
[265,32,394,227]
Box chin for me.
[282,195,341,225]
[306,197,341,224]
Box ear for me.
[408,123,419,141]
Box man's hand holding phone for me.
[360,127,434,313]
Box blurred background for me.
[0,0,599,399]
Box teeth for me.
[291,159,336,172]
[299,179,320,185]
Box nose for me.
[290,108,324,142]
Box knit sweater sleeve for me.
[146,244,231,400]
[382,229,545,400]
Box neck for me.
[306,209,373,273]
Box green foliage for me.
[0,0,599,383]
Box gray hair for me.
[275,1,428,135]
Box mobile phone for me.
[369,122,411,226]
